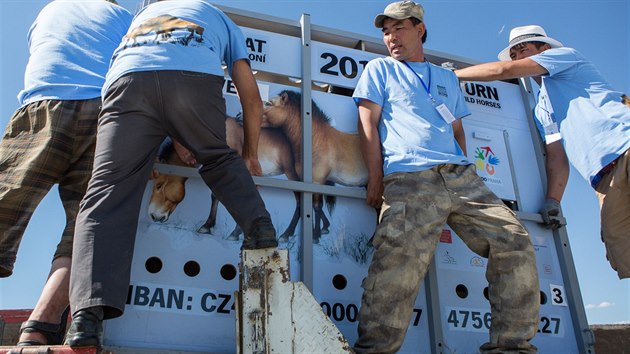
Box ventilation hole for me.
[145,257,162,274]
[183,260,200,277]
[455,284,468,299]
[220,264,237,281]
[540,291,548,305]
[332,274,347,290]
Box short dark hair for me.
[511,41,547,51]
[409,17,427,43]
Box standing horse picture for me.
[263,90,368,242]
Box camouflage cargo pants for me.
[354,164,539,354]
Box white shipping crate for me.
[102,7,593,354]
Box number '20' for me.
[320,52,368,79]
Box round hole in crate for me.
[483,287,489,301]
[145,256,163,274]
[540,291,547,305]
[221,264,237,281]
[332,274,347,290]
[184,260,201,277]
[455,284,468,299]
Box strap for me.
[20,320,62,344]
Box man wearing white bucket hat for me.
[353,3,539,353]
[456,25,630,280]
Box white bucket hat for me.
[498,25,563,61]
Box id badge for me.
[435,103,456,124]
[544,122,561,143]
[544,122,559,135]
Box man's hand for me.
[243,157,263,177]
[365,176,384,209]
[539,198,562,229]
[172,139,197,166]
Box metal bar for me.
[552,226,596,353]
[516,211,566,225]
[299,13,315,291]
[149,167,556,219]
[153,164,366,199]
[426,260,443,354]
[502,130,524,211]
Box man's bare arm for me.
[455,58,548,82]
[231,59,263,176]
[357,99,384,209]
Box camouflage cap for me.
[374,1,424,28]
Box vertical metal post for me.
[299,13,314,291]
[502,130,524,210]
[519,78,595,353]
[426,260,444,354]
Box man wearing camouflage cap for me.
[353,2,539,353]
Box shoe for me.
[16,306,70,346]
[63,307,104,348]
[242,217,278,250]
[0,265,12,278]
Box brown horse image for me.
[263,90,368,242]
[147,117,304,241]
[623,94,630,108]
[124,15,204,47]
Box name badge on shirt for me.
[544,122,561,143]
[436,103,456,124]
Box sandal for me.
[16,306,70,346]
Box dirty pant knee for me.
[355,321,406,354]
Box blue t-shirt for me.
[103,0,249,96]
[530,47,630,187]
[18,0,132,106]
[353,57,470,176]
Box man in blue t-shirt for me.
[64,0,278,348]
[456,25,630,280]
[0,0,132,346]
[353,2,539,353]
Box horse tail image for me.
[324,180,336,216]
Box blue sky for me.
[0,0,628,327]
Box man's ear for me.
[417,22,425,36]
